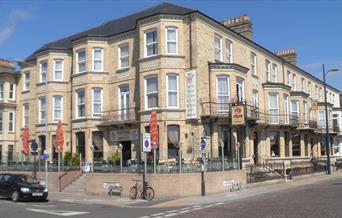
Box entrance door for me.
[119,85,129,121]
[253,132,258,165]
[219,126,231,158]
[76,132,86,159]
[121,141,131,166]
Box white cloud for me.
[0,9,32,45]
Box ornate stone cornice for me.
[208,62,249,74]
[262,82,291,91]
[290,91,310,98]
[72,36,109,47]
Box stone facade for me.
[7,3,342,168]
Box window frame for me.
[23,71,30,91]
[76,49,86,74]
[265,60,271,81]
[8,111,15,133]
[76,90,85,118]
[53,59,64,81]
[22,103,29,127]
[53,95,63,122]
[118,43,129,69]
[144,76,158,110]
[165,27,178,55]
[303,101,308,124]
[284,94,289,124]
[216,75,230,112]
[214,34,223,62]
[166,74,179,108]
[9,83,15,100]
[251,52,257,76]
[39,61,48,82]
[301,78,305,92]
[268,93,279,124]
[271,63,277,82]
[92,88,103,118]
[92,47,104,72]
[38,96,46,123]
[225,39,233,63]
[144,29,158,57]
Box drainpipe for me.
[70,51,74,155]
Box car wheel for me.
[12,191,19,202]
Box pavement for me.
[48,171,341,208]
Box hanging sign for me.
[142,133,151,152]
[231,105,245,125]
[185,70,197,119]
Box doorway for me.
[219,126,232,158]
[121,141,131,166]
[76,132,86,159]
[253,132,258,165]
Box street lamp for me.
[322,64,339,175]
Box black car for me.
[0,173,48,202]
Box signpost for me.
[200,137,206,196]
[41,152,49,190]
[31,140,38,180]
[142,133,151,195]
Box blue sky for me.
[0,0,341,90]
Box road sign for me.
[143,133,151,152]
[31,141,38,151]
[202,130,208,137]
[31,151,39,156]
[40,154,49,160]
[200,138,206,151]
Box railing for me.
[333,124,340,133]
[0,162,81,172]
[200,100,230,118]
[101,108,138,124]
[257,111,299,126]
[246,104,259,120]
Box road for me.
[0,174,341,218]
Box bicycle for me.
[129,180,155,201]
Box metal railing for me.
[101,108,138,124]
[0,162,80,172]
[200,101,230,118]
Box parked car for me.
[0,173,48,202]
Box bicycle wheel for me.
[144,187,155,201]
[129,186,138,200]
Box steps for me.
[62,174,86,193]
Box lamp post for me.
[322,64,339,175]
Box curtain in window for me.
[167,29,177,54]
[147,77,158,108]
[167,125,179,159]
[269,94,278,123]
[54,97,62,120]
[217,77,229,112]
[146,31,157,56]
[168,75,177,107]
[93,89,102,115]
[93,49,102,70]
[120,45,129,68]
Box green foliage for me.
[71,154,80,166]
[111,150,120,162]
[63,151,72,164]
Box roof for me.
[25,2,196,61]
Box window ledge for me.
[21,90,30,94]
[252,74,259,79]
[72,71,109,78]
[116,68,130,74]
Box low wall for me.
[0,171,82,192]
[85,170,247,197]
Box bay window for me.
[92,48,103,71]
[145,30,158,57]
[40,61,47,82]
[166,27,178,54]
[53,59,63,81]
[268,93,279,124]
[39,97,46,123]
[167,74,179,108]
[76,49,86,73]
[217,76,230,112]
[92,88,103,117]
[53,96,63,121]
[76,90,85,118]
[9,112,15,132]
[145,76,158,109]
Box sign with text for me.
[142,133,151,152]
[231,105,245,125]
[110,129,138,142]
[185,70,197,119]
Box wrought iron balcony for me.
[100,108,138,125]
[333,124,340,133]
[200,101,230,118]
[258,111,300,126]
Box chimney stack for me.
[222,15,253,40]
[275,48,297,65]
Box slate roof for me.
[25,2,196,61]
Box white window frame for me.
[92,48,103,72]
[292,74,296,91]
[92,88,103,117]
[53,59,64,81]
[53,96,63,122]
[236,78,245,102]
[39,97,46,123]
[23,71,30,91]
[165,27,178,55]
[301,78,305,92]
[284,94,289,124]
[251,52,257,76]
[9,83,15,100]
[315,85,319,100]
[214,34,223,61]
[216,76,230,113]
[144,76,158,110]
[166,74,179,108]
[303,101,308,124]
[265,60,271,81]
[291,100,299,119]
[308,81,312,96]
[76,49,86,73]
[144,29,158,57]
[39,61,47,82]
[22,103,29,128]
[252,90,259,108]
[118,43,129,69]
[268,93,279,124]
[76,90,85,118]
[271,63,277,82]
[225,39,233,63]
[319,110,326,128]
[287,71,292,87]
[8,112,15,133]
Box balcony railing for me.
[200,101,230,118]
[333,125,340,133]
[257,111,299,126]
[101,108,138,125]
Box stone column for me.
[307,136,312,158]
[317,137,321,157]
[244,126,250,158]
[231,128,237,156]
[265,129,271,158]
[259,129,267,163]
[211,123,219,158]
[289,132,293,157]
[279,129,285,157]
[159,123,167,161]
[300,133,305,157]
